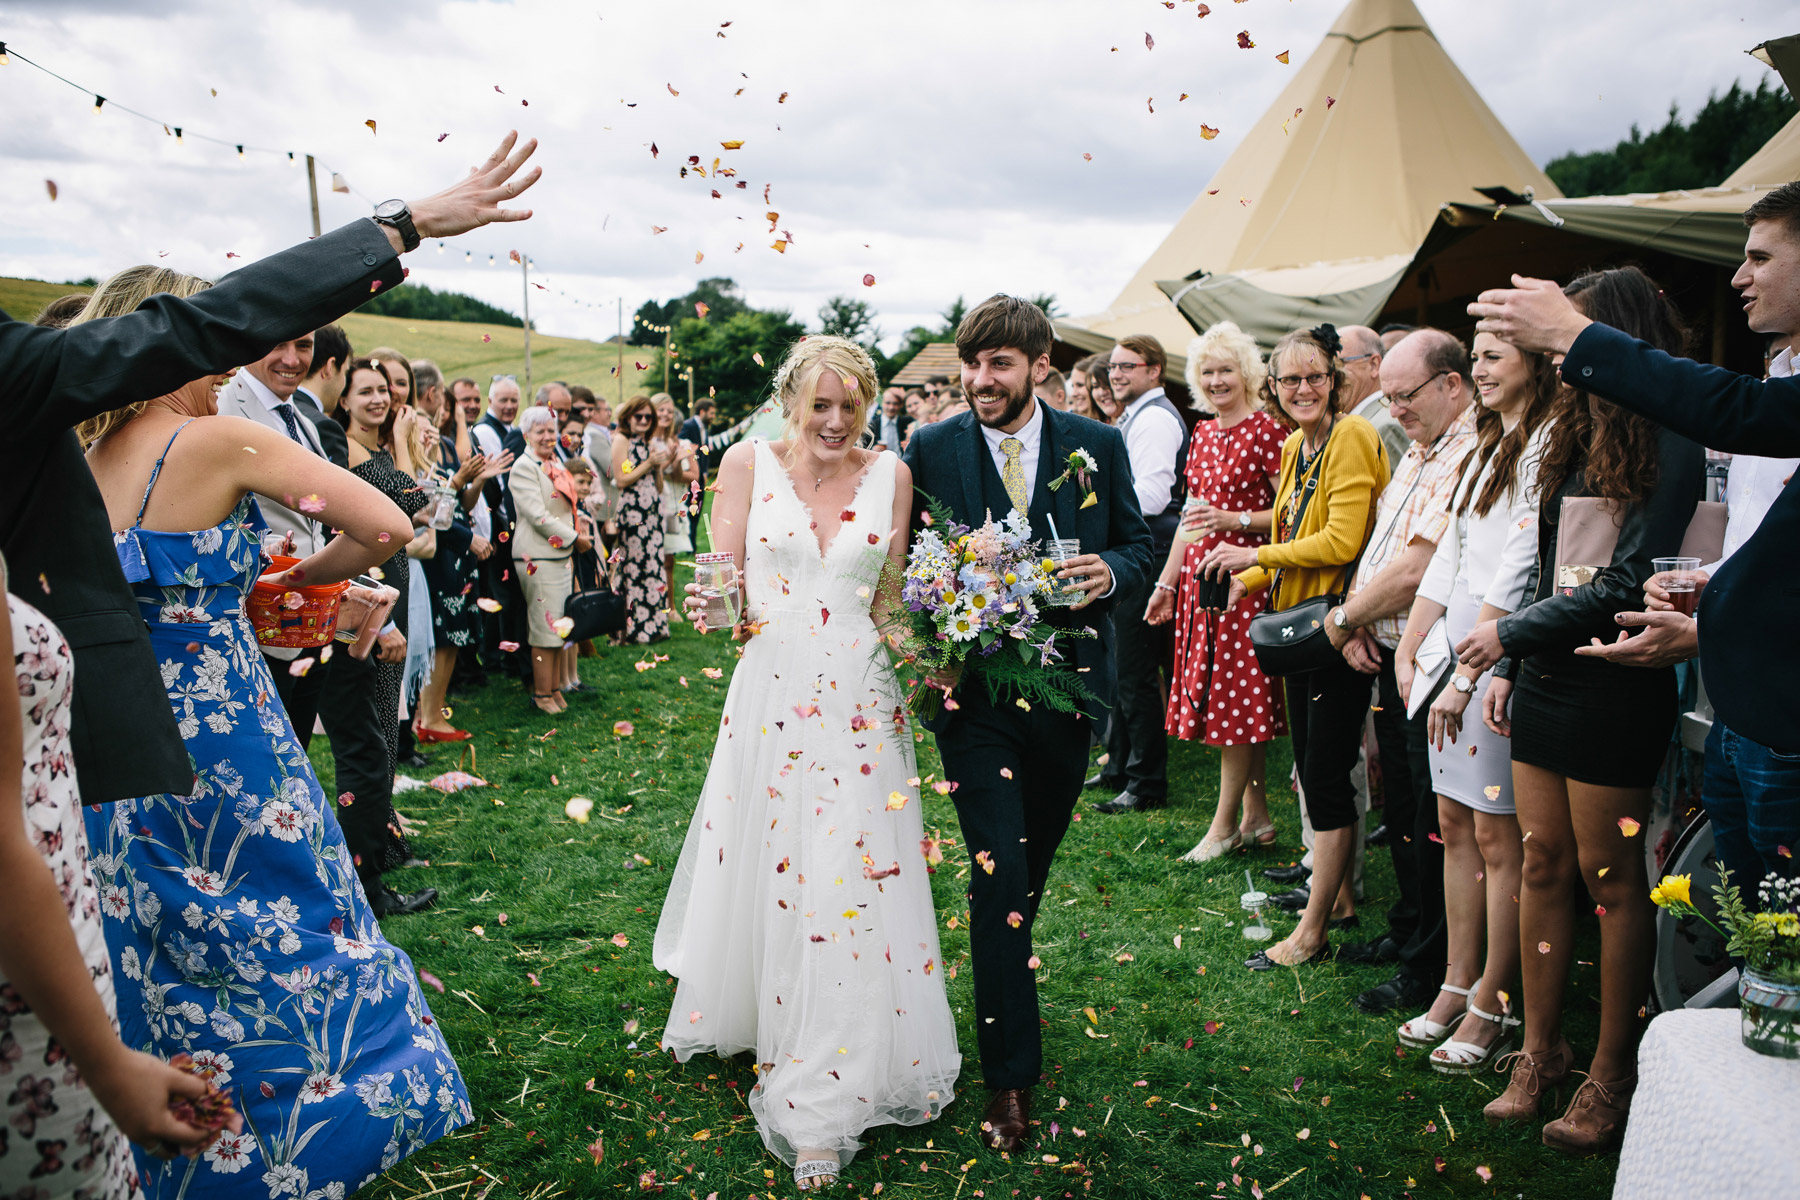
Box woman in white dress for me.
[1394,332,1557,1073]
[655,337,959,1191]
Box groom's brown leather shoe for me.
[980,1088,1031,1153]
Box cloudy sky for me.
[1,0,1791,347]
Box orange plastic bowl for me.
[246,555,350,649]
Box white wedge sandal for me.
[1395,979,1479,1048]
[1429,1003,1520,1075]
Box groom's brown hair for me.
[956,294,1054,363]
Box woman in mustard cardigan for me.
[1201,326,1389,970]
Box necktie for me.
[274,403,306,447]
[1000,437,1029,516]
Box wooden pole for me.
[305,155,321,237]
[521,255,532,395]
[663,326,671,394]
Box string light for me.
[0,42,11,66]
[236,144,245,159]
[92,94,104,115]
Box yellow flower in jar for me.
[1649,874,1693,909]
[1040,558,1056,573]
[1004,572,1018,586]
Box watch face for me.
[375,199,406,219]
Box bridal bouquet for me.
[881,498,1093,719]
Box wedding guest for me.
[583,398,621,550]
[653,394,700,614]
[294,323,352,467]
[338,360,434,803]
[411,358,446,428]
[1317,330,1476,1020]
[873,388,912,453]
[1086,357,1122,423]
[368,345,416,411]
[472,377,528,678]
[1393,332,1556,1073]
[510,405,586,714]
[610,395,670,643]
[1460,267,1703,1151]
[563,457,602,687]
[1339,324,1412,468]
[1093,334,1185,814]
[80,344,470,1196]
[1037,366,1068,411]
[416,425,506,742]
[1067,361,1094,420]
[5,563,228,1194]
[451,375,484,434]
[1204,326,1387,970]
[1380,323,1416,353]
[538,380,573,431]
[570,386,596,424]
[1144,322,1285,859]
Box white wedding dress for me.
[654,441,960,1168]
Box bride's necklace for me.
[797,452,852,493]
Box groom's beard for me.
[971,376,1033,430]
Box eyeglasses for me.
[491,373,516,382]
[1107,360,1150,374]
[628,412,654,422]
[1274,373,1330,392]
[1389,370,1448,408]
[1340,351,1376,363]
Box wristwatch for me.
[1332,607,1349,630]
[1237,511,1252,530]
[372,199,420,252]
[1450,674,1477,695]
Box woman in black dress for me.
[1455,268,1702,1152]
[416,431,507,740]
[337,359,432,865]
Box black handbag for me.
[1246,430,1420,678]
[562,548,626,642]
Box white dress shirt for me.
[979,398,1045,512]
[1419,420,1552,613]
[1704,346,1798,574]
[1114,386,1184,518]
[239,369,322,455]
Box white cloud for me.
[2,0,1790,346]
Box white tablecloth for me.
[1613,1010,1800,1199]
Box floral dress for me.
[616,437,668,644]
[1165,411,1289,746]
[83,424,470,1199]
[4,586,140,1200]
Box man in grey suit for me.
[293,323,352,468]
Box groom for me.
[903,295,1153,1152]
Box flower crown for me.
[772,335,879,408]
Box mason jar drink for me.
[1045,537,1084,607]
[693,552,742,630]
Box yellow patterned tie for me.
[1000,437,1029,516]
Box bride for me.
[654,336,960,1190]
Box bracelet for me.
[1152,581,1177,596]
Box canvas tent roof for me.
[1070,0,1558,352]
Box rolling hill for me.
[0,275,658,402]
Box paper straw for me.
[1046,513,1064,546]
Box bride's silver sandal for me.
[794,1152,840,1191]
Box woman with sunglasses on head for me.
[1200,325,1389,971]
[610,394,671,644]
[1455,267,1702,1152]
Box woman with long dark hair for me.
[1455,267,1703,1152]
[1392,332,1558,1074]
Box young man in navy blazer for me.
[902,295,1153,1153]
[1471,180,1800,893]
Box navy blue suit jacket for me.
[901,404,1154,717]
[1562,322,1800,751]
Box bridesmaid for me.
[609,395,671,644]
[1144,322,1287,862]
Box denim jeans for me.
[1703,720,1800,895]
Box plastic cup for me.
[1046,537,1083,607]
[1652,556,1703,616]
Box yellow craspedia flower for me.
[964,553,978,565]
[1004,572,1018,586]
[1649,873,1693,909]
[1040,558,1056,573]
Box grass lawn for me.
[317,600,1618,1200]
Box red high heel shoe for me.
[412,721,472,744]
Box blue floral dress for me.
[83,423,471,1199]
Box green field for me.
[316,598,1617,1200]
[0,274,657,400]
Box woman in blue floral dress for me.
[77,359,471,1199]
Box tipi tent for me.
[1070,0,1558,350]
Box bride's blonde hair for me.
[773,335,879,449]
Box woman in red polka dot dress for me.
[1145,321,1288,863]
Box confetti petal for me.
[364,119,378,135]
[1618,817,1642,837]
[613,720,635,737]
